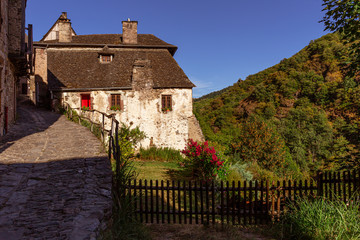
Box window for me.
[81,94,91,110]
[100,54,112,63]
[161,95,172,112]
[110,94,122,111]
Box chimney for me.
[58,12,72,42]
[122,19,138,44]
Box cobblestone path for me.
[0,104,112,240]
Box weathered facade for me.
[0,0,29,136]
[32,13,203,149]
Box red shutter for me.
[81,94,91,108]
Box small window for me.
[81,94,91,110]
[100,54,113,63]
[161,95,172,112]
[110,94,122,111]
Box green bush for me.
[116,123,146,162]
[280,197,360,240]
[138,147,184,162]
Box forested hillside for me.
[194,33,360,180]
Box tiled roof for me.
[47,49,195,91]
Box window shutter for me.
[108,95,112,109]
[120,99,124,111]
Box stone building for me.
[0,0,29,136]
[32,12,203,150]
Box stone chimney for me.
[122,19,138,44]
[132,59,152,90]
[58,12,72,42]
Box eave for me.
[34,42,178,56]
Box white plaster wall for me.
[62,88,193,150]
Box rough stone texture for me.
[7,0,26,57]
[0,0,18,136]
[42,12,76,42]
[188,115,205,142]
[122,21,138,44]
[63,87,194,150]
[0,104,112,239]
[30,48,48,106]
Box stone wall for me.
[0,0,17,136]
[30,48,48,105]
[61,88,193,150]
[8,0,26,57]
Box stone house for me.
[0,0,30,136]
[31,12,203,150]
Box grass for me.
[276,197,360,240]
[138,147,184,162]
[133,160,180,181]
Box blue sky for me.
[26,0,329,98]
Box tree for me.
[321,0,360,75]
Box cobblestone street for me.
[0,104,112,240]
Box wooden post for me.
[139,180,143,223]
[189,181,193,224]
[194,181,198,224]
[317,171,323,197]
[101,113,105,143]
[167,180,170,223]
[206,181,209,224]
[220,181,224,225]
[156,180,159,224]
[172,180,176,223]
[232,181,236,225]
[254,181,258,224]
[145,180,148,223]
[178,181,181,224]
[161,180,165,224]
[200,181,203,224]
[212,181,216,224]
[184,181,187,224]
[226,181,230,224]
[244,180,247,225]
[150,180,154,223]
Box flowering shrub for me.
[181,139,227,181]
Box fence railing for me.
[63,103,122,187]
[125,170,360,225]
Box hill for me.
[194,33,359,180]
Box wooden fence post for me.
[317,171,323,197]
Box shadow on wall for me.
[34,73,55,108]
[0,103,61,153]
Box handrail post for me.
[115,120,120,188]
[101,113,105,143]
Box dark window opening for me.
[161,95,172,112]
[21,83,27,94]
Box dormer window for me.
[100,54,113,63]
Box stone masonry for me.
[0,103,112,239]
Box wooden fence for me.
[125,170,360,225]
